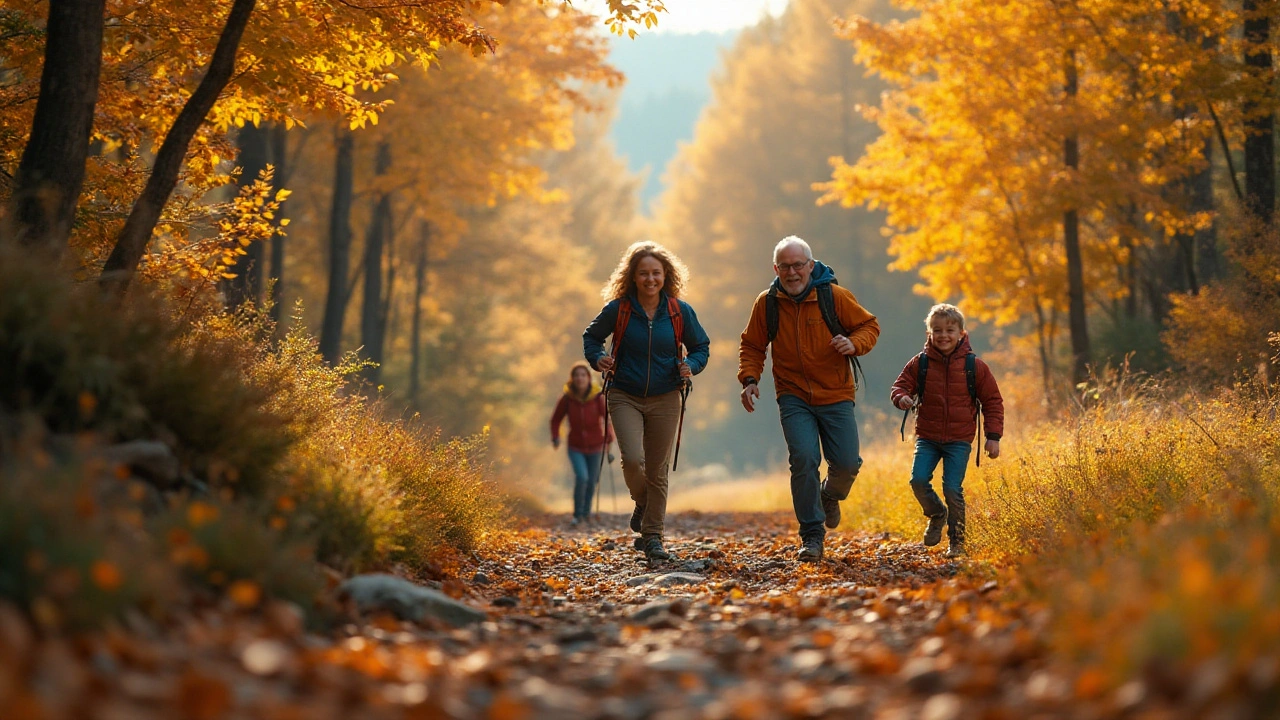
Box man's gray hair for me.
[773,236,814,264]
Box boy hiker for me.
[890,303,1004,558]
[738,236,880,562]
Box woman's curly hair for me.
[601,241,689,302]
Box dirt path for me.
[420,511,1053,720]
[7,512,1076,720]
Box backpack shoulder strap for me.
[965,352,978,404]
[765,286,780,343]
[966,352,983,467]
[915,351,929,400]
[609,298,632,363]
[815,283,844,337]
[667,296,685,354]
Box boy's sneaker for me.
[642,535,671,561]
[923,514,946,547]
[798,538,824,562]
[630,503,646,533]
[944,543,966,559]
[821,493,841,529]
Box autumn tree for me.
[821,0,1249,396]
[5,0,105,254]
[650,0,927,471]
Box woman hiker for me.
[584,241,710,561]
[550,361,615,525]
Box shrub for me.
[0,251,502,627]
[974,378,1280,693]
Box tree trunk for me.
[268,124,289,324]
[1064,49,1091,385]
[319,128,355,364]
[100,0,257,294]
[408,222,432,409]
[225,124,268,307]
[1192,133,1219,283]
[7,0,106,254]
[1244,0,1276,225]
[360,141,393,384]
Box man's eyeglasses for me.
[777,260,811,273]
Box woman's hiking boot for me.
[944,542,966,559]
[821,493,841,529]
[923,513,946,547]
[798,537,824,562]
[641,535,670,561]
[630,503,646,533]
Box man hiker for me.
[737,236,880,562]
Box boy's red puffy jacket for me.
[550,383,614,453]
[890,335,1004,443]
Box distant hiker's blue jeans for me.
[567,449,602,519]
[909,439,972,544]
[778,395,862,542]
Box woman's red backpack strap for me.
[607,298,633,370]
[609,296,686,377]
[667,296,685,357]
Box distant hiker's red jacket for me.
[550,384,614,453]
[890,335,1005,443]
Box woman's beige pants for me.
[608,389,682,537]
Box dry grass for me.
[0,252,501,627]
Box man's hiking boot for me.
[821,493,841,529]
[641,535,671,561]
[923,513,946,547]
[944,543,966,559]
[798,538,824,563]
[630,503,646,533]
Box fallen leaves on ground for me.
[0,512,1249,718]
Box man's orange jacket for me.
[738,262,880,406]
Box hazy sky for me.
[582,0,791,33]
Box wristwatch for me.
[742,377,758,388]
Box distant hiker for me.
[890,303,1004,558]
[550,361,616,525]
[738,236,880,562]
[585,241,710,561]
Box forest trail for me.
[6,510,1189,719]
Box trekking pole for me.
[672,378,692,471]
[597,365,614,492]
[608,452,617,513]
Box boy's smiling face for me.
[928,318,964,355]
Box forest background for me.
[5,0,1276,507]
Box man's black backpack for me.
[764,280,865,390]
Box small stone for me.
[921,693,962,720]
[901,656,945,695]
[492,596,518,608]
[920,637,945,657]
[471,572,491,585]
[739,618,776,637]
[1113,680,1145,711]
[628,601,676,623]
[602,540,618,551]
[241,639,291,676]
[652,572,704,587]
[556,627,597,644]
[339,574,487,627]
[979,580,999,594]
[625,574,657,587]
[644,649,713,673]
